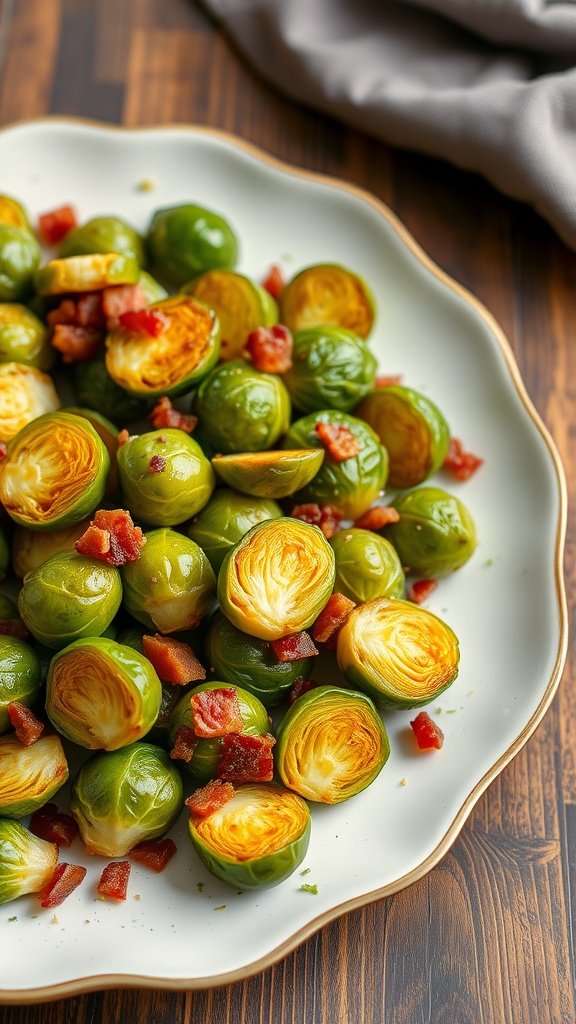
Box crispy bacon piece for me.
[169,724,198,763]
[217,733,276,783]
[74,509,146,566]
[315,421,361,461]
[288,677,319,707]
[101,283,146,324]
[290,502,342,539]
[0,618,31,640]
[353,506,400,530]
[118,308,168,337]
[271,632,319,663]
[142,633,206,686]
[190,687,244,738]
[29,803,78,847]
[38,863,87,908]
[38,205,77,246]
[410,711,444,750]
[7,701,44,746]
[185,779,236,819]
[148,396,198,433]
[51,324,102,363]
[261,264,284,302]
[443,437,484,482]
[245,324,293,373]
[129,838,177,872]
[97,861,131,901]
[148,454,166,473]
[75,291,106,328]
[117,429,130,446]
[409,579,438,604]
[312,593,356,644]
[375,374,403,388]
[46,298,77,329]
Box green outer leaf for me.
[186,488,282,576]
[118,428,215,526]
[57,215,146,265]
[0,820,57,905]
[0,635,42,734]
[0,303,53,370]
[284,325,377,413]
[386,485,477,578]
[330,528,405,604]
[194,360,291,455]
[147,203,239,288]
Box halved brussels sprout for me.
[35,253,140,295]
[0,636,42,734]
[18,550,122,650]
[0,224,41,301]
[282,410,388,520]
[182,269,277,361]
[337,597,460,709]
[189,783,311,890]
[118,428,215,526]
[46,637,162,751]
[385,486,477,578]
[70,742,183,856]
[284,326,377,413]
[280,264,375,339]
[186,488,282,575]
[0,362,61,442]
[355,385,450,489]
[218,517,335,641]
[211,449,324,499]
[0,304,53,370]
[194,360,291,455]
[204,611,314,708]
[147,203,239,288]
[0,195,32,232]
[12,518,90,578]
[0,820,58,905]
[275,685,389,803]
[73,355,151,426]
[57,215,146,265]
[330,528,405,604]
[105,294,220,398]
[0,732,68,818]
[66,407,119,496]
[0,410,110,530]
[121,528,216,634]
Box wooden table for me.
[0,1,574,1020]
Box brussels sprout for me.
[0,411,109,530]
[194,360,291,455]
[46,636,162,751]
[211,449,324,499]
[147,203,239,288]
[284,326,377,413]
[105,294,221,399]
[65,407,119,496]
[0,595,18,619]
[186,488,282,575]
[189,782,311,890]
[280,263,375,339]
[337,596,459,709]
[0,195,32,232]
[138,270,168,304]
[0,304,53,370]
[0,819,58,905]
[275,685,389,803]
[118,428,215,526]
[57,215,146,265]
[182,269,277,361]
[0,732,68,818]
[70,742,183,857]
[0,362,61,442]
[168,680,270,782]
[218,517,335,641]
[355,385,450,489]
[121,528,216,634]
[35,253,140,296]
[385,486,477,578]
[282,410,388,520]
[0,636,42,734]
[73,355,150,426]
[330,528,405,604]
[0,224,41,301]
[12,518,90,578]
[18,550,122,650]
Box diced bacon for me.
[101,284,146,324]
[315,421,361,461]
[217,733,276,783]
[288,678,319,707]
[353,506,400,530]
[51,324,102,363]
[30,803,78,847]
[38,205,77,246]
[74,509,146,567]
[271,632,319,663]
[7,701,44,746]
[117,429,130,446]
[148,396,198,433]
[290,503,342,539]
[118,308,168,337]
[409,579,438,604]
[46,298,78,328]
[97,861,131,901]
[75,291,106,328]
[443,437,484,481]
[185,779,235,819]
[169,724,198,763]
[410,711,444,750]
[245,324,293,374]
[261,264,284,302]
[38,863,87,908]
[142,633,206,686]
[75,524,110,557]
[0,618,31,640]
[190,687,244,738]
[312,593,356,644]
[148,454,166,473]
[129,838,177,872]
[375,374,403,388]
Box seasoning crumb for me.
[196,882,204,893]
[415,524,422,531]
[84,919,90,924]
[446,709,457,714]
[485,557,494,566]
[137,178,156,192]
[214,905,226,911]
[436,707,443,714]
[300,883,318,894]
[400,778,406,787]
[52,915,59,925]
[300,867,311,876]
[468,690,474,696]
[8,915,17,922]
[134,894,141,900]
[151,576,158,584]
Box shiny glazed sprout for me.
[330,528,405,604]
[194,359,291,455]
[0,224,41,301]
[0,363,61,442]
[0,636,42,734]
[284,325,377,413]
[182,269,278,361]
[211,449,324,499]
[186,488,282,575]
[118,428,215,526]
[280,263,375,338]
[0,304,53,370]
[57,215,146,265]
[385,486,477,578]
[73,355,151,425]
[0,820,58,905]
[0,732,69,818]
[147,203,239,287]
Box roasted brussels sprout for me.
[284,326,377,413]
[147,203,239,288]
[211,449,324,499]
[0,304,53,370]
[280,263,375,338]
[18,550,122,650]
[0,732,68,818]
[186,488,282,575]
[330,528,405,604]
[0,820,58,905]
[337,596,460,709]
[0,636,42,735]
[35,253,140,295]
[189,782,311,890]
[57,215,146,265]
[118,428,215,526]
[0,224,41,301]
[385,486,477,578]
[66,407,119,495]
[73,355,150,426]
[12,518,90,578]
[182,269,277,361]
[70,742,183,856]
[138,270,168,304]
[276,685,389,803]
[0,195,32,232]
[355,385,450,489]
[46,636,162,750]
[194,360,291,455]
[0,411,109,530]
[283,410,388,520]
[218,517,335,641]
[0,362,61,442]
[0,595,18,619]
[121,528,216,634]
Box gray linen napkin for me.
[201,0,576,249]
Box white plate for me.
[0,119,567,1003]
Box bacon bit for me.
[245,324,293,374]
[185,779,235,819]
[443,437,484,482]
[30,803,78,847]
[74,509,146,567]
[7,702,44,746]
[101,284,146,324]
[142,633,206,685]
[38,205,77,246]
[148,395,198,433]
[261,264,285,303]
[190,687,244,738]
[149,454,166,474]
[75,291,106,329]
[0,442,6,461]
[118,308,168,337]
[97,861,131,902]
[288,678,320,707]
[217,733,275,783]
[169,724,198,763]
[410,711,444,751]
[315,422,361,461]
[129,838,177,873]
[290,502,342,539]
[0,618,31,640]
[375,374,403,388]
[271,632,319,663]
[353,506,400,530]
[312,593,356,644]
[38,863,87,908]
[46,298,78,328]
[117,428,130,446]
[51,324,102,363]
[409,579,438,604]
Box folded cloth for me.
[201,0,576,250]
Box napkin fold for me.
[201,0,576,249]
